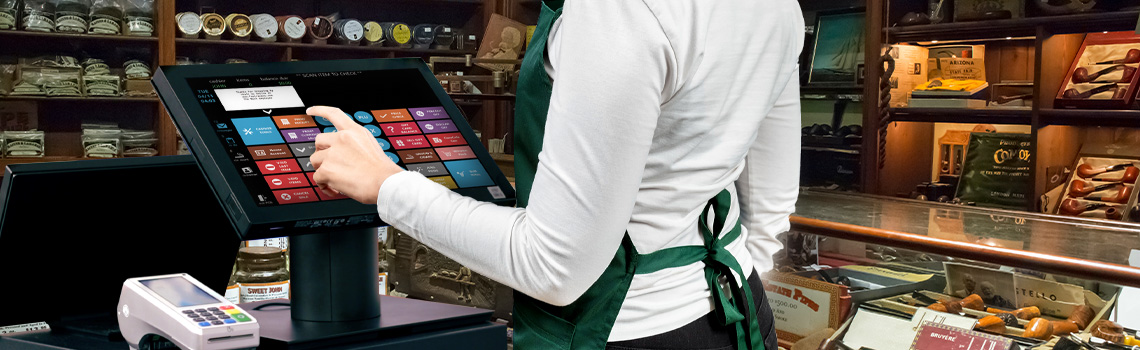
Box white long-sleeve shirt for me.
[377,0,804,341]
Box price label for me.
[0,322,50,335]
[911,321,1012,350]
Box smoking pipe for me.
[1072,64,1137,84]
[1094,49,1140,64]
[1068,179,1124,197]
[1086,186,1134,204]
[1060,199,1124,219]
[1078,163,1136,178]
[1063,83,1126,99]
[1091,166,1139,183]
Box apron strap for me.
[636,190,764,350]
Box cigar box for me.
[1055,31,1140,109]
[1054,156,1139,222]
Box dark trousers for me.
[606,271,778,350]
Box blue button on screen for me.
[314,116,333,126]
[385,152,400,163]
[364,125,383,137]
[444,160,494,188]
[232,117,285,146]
[353,111,374,123]
[376,138,391,150]
[323,127,338,133]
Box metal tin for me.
[250,13,277,41]
[175,11,201,38]
[363,21,384,45]
[225,13,252,39]
[433,25,456,49]
[200,13,225,38]
[304,16,333,41]
[411,24,435,46]
[275,15,305,41]
[332,18,363,44]
[380,22,411,47]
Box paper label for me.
[55,11,87,32]
[844,308,917,350]
[88,17,121,35]
[284,17,305,39]
[1013,275,1084,317]
[239,281,289,303]
[911,321,1012,350]
[0,8,15,29]
[21,12,54,31]
[378,273,388,296]
[246,237,288,251]
[343,20,363,41]
[253,15,277,38]
[392,24,411,44]
[225,284,240,304]
[364,22,384,42]
[843,265,934,282]
[910,308,978,331]
[177,13,201,34]
[0,322,50,335]
[763,278,832,338]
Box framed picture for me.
[808,9,866,86]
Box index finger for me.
[307,106,358,132]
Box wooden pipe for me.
[1060,199,1124,219]
[1072,64,1137,84]
[927,298,963,314]
[1063,83,1127,99]
[1094,49,1140,64]
[1092,320,1125,343]
[1023,317,1055,340]
[960,294,984,311]
[1078,163,1136,178]
[1092,166,1139,183]
[1068,179,1125,197]
[1052,320,1080,336]
[976,315,1008,334]
[1068,304,1095,329]
[1086,186,1133,204]
[988,306,1040,320]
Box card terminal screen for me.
[140,277,221,308]
[188,70,497,207]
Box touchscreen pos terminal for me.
[117,273,259,350]
[153,59,515,324]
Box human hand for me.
[308,106,403,204]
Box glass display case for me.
[770,189,1140,350]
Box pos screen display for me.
[154,59,515,239]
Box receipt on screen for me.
[215,86,305,111]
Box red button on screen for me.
[427,133,466,147]
[273,188,320,204]
[388,135,430,150]
[264,173,311,190]
[256,159,301,174]
[379,122,422,136]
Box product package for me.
[0,64,14,96]
[87,0,122,35]
[122,0,152,36]
[1055,31,1140,109]
[81,122,120,158]
[53,0,90,33]
[5,130,45,158]
[15,56,83,97]
[21,0,55,32]
[1055,157,1139,221]
[120,129,156,157]
[82,58,120,97]
[123,59,150,80]
[0,0,17,30]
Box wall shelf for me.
[888,107,1032,125]
[0,30,158,43]
[887,11,1139,43]
[1,96,159,103]
[1039,108,1140,127]
[175,38,478,56]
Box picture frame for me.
[807,8,866,86]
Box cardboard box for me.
[1055,31,1140,109]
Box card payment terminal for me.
[117,273,259,350]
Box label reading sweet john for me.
[55,10,87,33]
[88,14,121,35]
[239,281,289,303]
[21,11,54,32]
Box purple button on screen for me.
[417,120,456,133]
[280,128,321,143]
[408,107,448,120]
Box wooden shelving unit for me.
[0,96,159,103]
[862,2,1140,211]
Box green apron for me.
[512,2,766,349]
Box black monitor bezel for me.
[154,58,515,240]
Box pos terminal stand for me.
[153,58,516,349]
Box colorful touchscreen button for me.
[372,109,413,122]
[233,117,285,146]
[264,173,311,189]
[281,128,321,143]
[435,146,475,160]
[427,133,466,147]
[379,122,421,136]
[408,106,447,120]
[407,162,449,177]
[248,145,293,160]
[256,159,301,174]
[273,188,319,204]
[417,120,456,133]
[353,111,374,123]
[445,159,494,187]
[397,149,440,163]
[274,115,317,128]
[288,142,316,157]
[389,135,430,150]
[429,176,458,189]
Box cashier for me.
[309,1,804,349]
